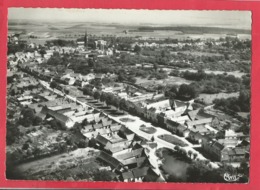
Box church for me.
[76,31,88,49]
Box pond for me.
[159,148,190,181]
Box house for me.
[188,109,220,128]
[28,103,43,114]
[221,147,247,162]
[97,151,123,172]
[177,125,190,137]
[115,147,144,160]
[121,167,158,182]
[186,118,213,128]
[118,126,135,141]
[81,73,95,82]
[95,134,110,147]
[145,107,160,123]
[165,119,182,134]
[188,131,204,144]
[101,118,113,127]
[41,106,75,128]
[224,129,246,140]
[95,134,131,152]
[170,99,192,114]
[202,138,225,161]
[170,115,190,124]
[217,138,240,148]
[122,171,134,182]
[188,124,211,136]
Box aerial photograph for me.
[6,8,251,183]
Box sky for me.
[8,8,251,29]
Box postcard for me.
[1,1,260,190]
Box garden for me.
[139,125,157,134]
[119,117,136,123]
[158,134,188,147]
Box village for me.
[6,23,251,182]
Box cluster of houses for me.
[82,113,162,182]
[130,40,207,49]
[9,73,162,181]
[60,69,117,87]
[8,51,46,65]
[99,87,249,164]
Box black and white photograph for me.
[6,8,251,183]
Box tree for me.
[6,121,21,145]
[93,91,101,100]
[77,139,88,148]
[119,98,127,110]
[188,150,192,158]
[19,108,35,127]
[22,143,29,150]
[32,146,41,157]
[50,81,58,89]
[113,97,120,110]
[39,49,46,58]
[153,63,158,71]
[92,170,113,181]
[128,75,137,83]
[105,93,115,106]
[52,120,59,129]
[100,93,107,103]
[177,84,198,100]
[33,116,42,126]
[223,122,231,130]
[186,160,224,182]
[193,152,198,160]
[166,85,178,99]
[174,145,180,152]
[167,174,184,182]
[133,45,141,54]
[238,90,250,112]
[118,72,127,82]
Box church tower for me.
[84,30,88,50]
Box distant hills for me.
[137,26,251,34]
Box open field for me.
[198,92,239,105]
[179,69,247,78]
[135,76,193,87]
[179,51,223,57]
[9,20,251,46]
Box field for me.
[179,51,223,57]
[9,20,251,46]
[135,76,192,87]
[179,69,246,78]
[198,92,239,105]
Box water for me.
[160,148,190,180]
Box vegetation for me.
[18,108,43,127]
[45,39,76,47]
[158,134,188,147]
[181,70,249,94]
[139,125,157,134]
[213,90,250,112]
[165,84,198,101]
[6,121,21,145]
